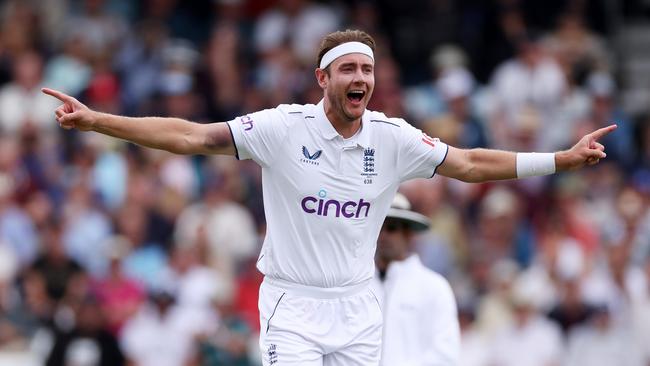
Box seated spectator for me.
[489,276,563,366]
[46,296,125,366]
[564,304,645,366]
[120,280,217,366]
[0,51,60,136]
[197,282,254,366]
[31,220,85,303]
[92,236,145,336]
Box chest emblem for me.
[362,147,377,184]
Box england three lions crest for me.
[362,147,377,184]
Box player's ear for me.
[315,68,328,89]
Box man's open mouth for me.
[347,90,365,103]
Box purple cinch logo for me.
[240,115,253,131]
[300,196,371,218]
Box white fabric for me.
[227,100,448,288]
[371,254,460,366]
[565,323,645,366]
[120,303,217,366]
[159,156,197,197]
[319,42,374,69]
[516,152,555,178]
[490,58,566,117]
[0,84,60,135]
[175,266,225,309]
[631,294,650,363]
[489,316,563,366]
[459,328,491,366]
[489,57,567,151]
[581,263,647,321]
[174,200,258,280]
[258,278,382,365]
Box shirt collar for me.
[315,99,371,148]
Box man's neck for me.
[332,119,361,139]
[323,99,362,139]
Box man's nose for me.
[352,68,366,83]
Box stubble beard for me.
[327,87,363,124]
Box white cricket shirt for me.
[227,100,448,287]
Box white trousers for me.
[258,277,383,366]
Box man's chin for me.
[344,105,365,121]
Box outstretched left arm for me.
[436,125,616,183]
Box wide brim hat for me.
[385,193,430,232]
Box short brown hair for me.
[316,29,376,69]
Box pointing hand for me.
[42,88,95,131]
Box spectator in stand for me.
[46,296,125,366]
[422,67,488,150]
[65,0,129,57]
[61,177,113,277]
[167,243,226,314]
[564,304,645,366]
[575,72,634,169]
[457,303,490,366]
[548,276,595,336]
[0,51,60,136]
[581,237,647,326]
[472,186,534,268]
[489,275,563,366]
[630,253,650,364]
[0,244,24,350]
[43,32,92,98]
[0,172,39,266]
[174,165,258,283]
[542,12,611,78]
[234,257,265,333]
[197,280,255,366]
[30,219,85,304]
[92,236,145,336]
[489,30,567,151]
[116,202,168,289]
[253,0,340,66]
[120,279,216,366]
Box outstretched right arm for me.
[42,88,236,156]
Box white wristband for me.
[516,153,555,178]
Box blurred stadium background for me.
[0,0,649,365]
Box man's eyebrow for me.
[338,61,374,68]
[338,62,356,68]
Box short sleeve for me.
[227,108,291,167]
[397,122,449,181]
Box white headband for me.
[319,41,374,69]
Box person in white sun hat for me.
[44,28,615,365]
[373,192,460,366]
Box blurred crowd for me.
[0,0,649,365]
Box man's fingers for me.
[588,149,606,159]
[589,124,617,141]
[594,142,605,152]
[42,87,75,104]
[587,157,600,165]
[59,111,80,126]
